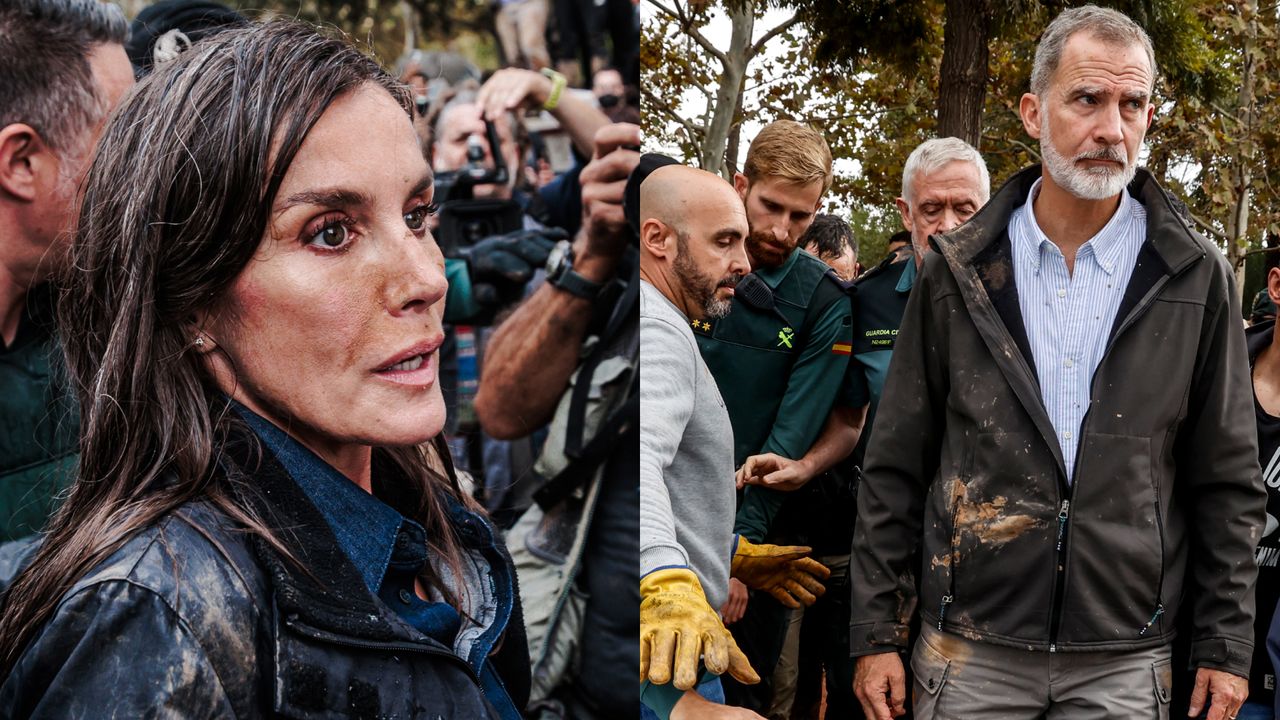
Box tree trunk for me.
[937,0,989,150]
[1228,0,1258,298]
[699,0,753,177]
[724,81,747,177]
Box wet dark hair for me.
[801,213,857,259]
[0,20,470,672]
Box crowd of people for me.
[640,5,1280,720]
[0,0,638,717]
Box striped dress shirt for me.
[1010,178,1146,482]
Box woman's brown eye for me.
[308,222,348,248]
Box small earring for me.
[194,336,205,348]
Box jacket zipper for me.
[284,617,482,685]
[1047,276,1172,652]
[938,481,964,631]
[1139,490,1166,636]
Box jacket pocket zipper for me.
[1139,492,1167,637]
[284,617,482,685]
[939,488,964,631]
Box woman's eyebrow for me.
[274,187,375,215]
[409,171,434,199]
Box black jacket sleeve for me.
[1177,259,1266,678]
[848,256,949,655]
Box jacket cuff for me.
[641,545,689,577]
[849,620,911,657]
[1190,637,1252,678]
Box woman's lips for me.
[374,350,438,387]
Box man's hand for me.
[475,67,554,120]
[736,453,813,491]
[720,578,748,624]
[1187,667,1248,720]
[640,568,759,690]
[468,227,566,306]
[670,689,766,720]
[576,122,640,275]
[729,536,830,608]
[853,652,908,720]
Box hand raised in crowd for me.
[853,652,908,720]
[475,67,559,120]
[735,452,814,491]
[730,536,830,607]
[1187,667,1248,720]
[719,578,748,624]
[640,568,759,690]
[576,122,640,275]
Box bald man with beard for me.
[639,163,831,720]
[639,164,757,720]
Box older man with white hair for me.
[847,6,1263,720]
[736,136,990,719]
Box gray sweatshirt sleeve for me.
[639,310,697,577]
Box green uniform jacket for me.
[695,249,853,542]
[0,284,77,542]
[845,254,915,466]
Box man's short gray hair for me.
[901,137,990,204]
[1030,5,1156,97]
[0,0,128,154]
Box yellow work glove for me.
[639,567,760,690]
[730,536,831,608]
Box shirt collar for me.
[1019,176,1136,276]
[894,256,917,293]
[233,402,414,596]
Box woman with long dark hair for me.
[0,20,527,718]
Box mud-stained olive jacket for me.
[849,166,1265,678]
[0,434,530,718]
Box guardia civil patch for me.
[776,327,795,348]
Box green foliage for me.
[643,0,1280,275]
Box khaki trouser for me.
[494,0,551,70]
[912,625,1172,720]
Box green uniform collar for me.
[895,257,917,293]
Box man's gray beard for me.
[1040,111,1137,201]
[705,295,733,319]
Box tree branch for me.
[749,14,801,58]
[984,135,1041,162]
[1187,210,1230,242]
[646,0,729,66]
[642,86,706,143]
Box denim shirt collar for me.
[232,402,416,597]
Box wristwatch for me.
[545,239,604,300]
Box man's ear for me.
[0,124,49,202]
[895,197,914,234]
[640,218,672,259]
[1019,92,1043,140]
[1267,267,1280,308]
[733,172,749,202]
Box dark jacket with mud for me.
[0,433,530,719]
[848,165,1265,677]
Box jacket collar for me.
[217,426,425,644]
[933,165,1202,277]
[927,164,1206,485]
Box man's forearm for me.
[551,92,610,160]
[798,404,867,478]
[475,284,593,439]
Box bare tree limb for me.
[1187,210,1230,242]
[984,135,1042,162]
[643,86,707,143]
[749,14,801,58]
[646,0,729,66]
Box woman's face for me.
[203,84,446,475]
